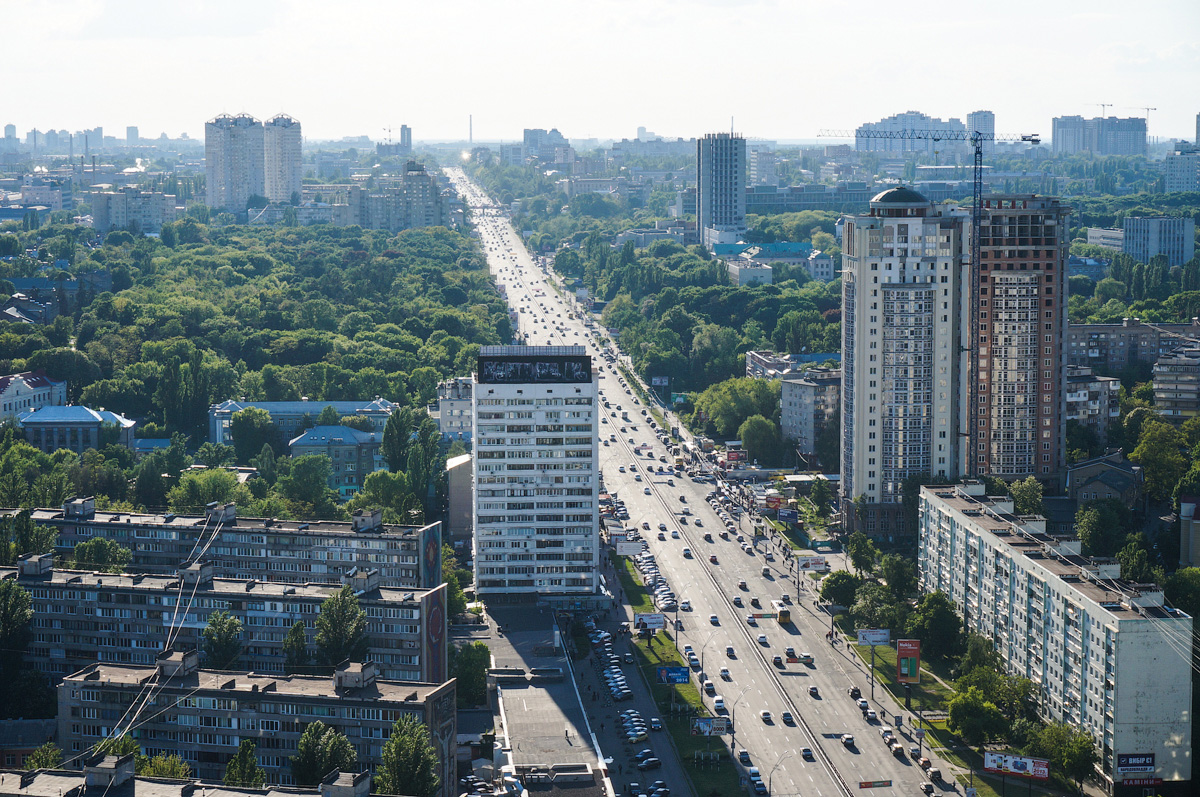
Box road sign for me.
[856,629,891,646]
[752,613,778,619]
[915,728,925,739]
[634,613,665,630]
[656,666,689,684]
[858,781,893,789]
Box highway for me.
[447,168,942,797]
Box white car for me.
[680,600,692,611]
[713,696,726,711]
[757,634,769,645]
[760,710,772,723]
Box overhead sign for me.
[796,556,827,572]
[778,508,799,524]
[616,542,643,556]
[651,376,669,386]
[1116,754,1155,774]
[983,753,1049,780]
[656,666,690,684]
[897,639,921,684]
[690,717,730,736]
[634,612,666,630]
[857,629,891,646]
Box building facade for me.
[263,114,303,205]
[1066,318,1200,371]
[1122,216,1196,267]
[1065,365,1120,443]
[472,346,600,600]
[1086,227,1124,250]
[697,133,746,248]
[780,368,841,462]
[1052,116,1148,157]
[90,187,180,234]
[288,425,384,498]
[58,656,457,796]
[5,554,447,683]
[9,498,443,590]
[0,371,66,421]
[209,398,397,446]
[726,261,773,286]
[855,111,967,154]
[840,187,969,540]
[205,114,265,212]
[974,195,1070,483]
[919,483,1191,791]
[1165,145,1200,194]
[433,376,473,441]
[966,110,996,156]
[18,405,135,454]
[1153,346,1200,423]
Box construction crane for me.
[1096,103,1112,117]
[818,127,1040,475]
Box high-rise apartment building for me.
[966,110,995,156]
[1123,216,1196,267]
[471,346,601,602]
[400,124,412,152]
[974,196,1070,483]
[263,114,303,204]
[125,126,138,146]
[748,146,777,187]
[205,113,265,211]
[919,483,1192,791]
[1165,144,1200,193]
[1052,116,1147,157]
[697,133,746,248]
[855,111,966,154]
[840,188,969,539]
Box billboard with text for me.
[856,629,891,646]
[616,542,643,556]
[777,508,799,524]
[796,556,828,572]
[897,639,921,684]
[634,612,666,630]
[984,753,1049,780]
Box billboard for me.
[422,583,448,683]
[856,629,891,646]
[419,523,443,589]
[634,612,666,630]
[796,556,828,572]
[672,393,689,405]
[765,495,782,509]
[1116,754,1155,774]
[691,717,730,736]
[777,508,800,524]
[983,753,1049,780]
[897,639,921,683]
[726,450,747,462]
[656,666,690,684]
[616,542,643,556]
[651,376,669,386]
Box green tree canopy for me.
[948,686,1008,746]
[1028,723,1099,787]
[453,641,491,707]
[68,537,131,573]
[906,591,963,661]
[201,610,243,669]
[376,715,441,797]
[315,585,368,670]
[24,742,62,770]
[1074,498,1132,557]
[284,620,312,675]
[224,739,267,788]
[879,554,915,600]
[1008,476,1044,515]
[230,407,281,465]
[819,570,860,608]
[291,721,357,787]
[141,755,191,779]
[845,530,878,575]
[737,414,782,466]
[1129,420,1187,501]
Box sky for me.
[4,0,1199,144]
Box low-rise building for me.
[5,498,443,590]
[1066,318,1200,371]
[1,292,57,325]
[288,425,384,499]
[1065,453,1144,506]
[18,405,135,453]
[726,260,773,286]
[780,368,841,462]
[805,250,837,281]
[919,483,1192,791]
[433,376,473,441]
[1065,365,1120,443]
[0,370,66,420]
[4,553,447,683]
[0,720,55,769]
[209,398,397,446]
[1086,227,1124,250]
[745,350,840,380]
[1123,216,1196,267]
[1153,346,1200,423]
[57,655,457,795]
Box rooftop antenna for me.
[730,116,734,135]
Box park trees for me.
[201,610,243,669]
[376,715,441,797]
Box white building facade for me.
[472,346,600,599]
[264,114,303,204]
[781,368,840,461]
[205,113,264,211]
[919,483,1192,791]
[697,133,746,248]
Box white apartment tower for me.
[472,346,600,601]
[204,113,264,211]
[840,187,969,540]
[264,114,303,204]
[966,110,995,156]
[697,132,746,248]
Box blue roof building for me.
[18,404,136,453]
[208,397,397,445]
[288,425,386,499]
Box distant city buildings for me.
[263,114,302,204]
[1122,216,1196,267]
[522,128,568,161]
[1085,227,1124,250]
[1065,365,1120,443]
[726,260,773,286]
[89,186,180,233]
[208,397,397,446]
[433,376,474,441]
[1165,143,1200,193]
[855,111,966,154]
[18,405,135,454]
[747,146,777,187]
[205,113,265,211]
[966,110,996,155]
[697,133,746,248]
[1066,317,1200,371]
[1051,115,1147,157]
[1153,346,1200,424]
[287,425,385,498]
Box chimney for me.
[157,648,200,679]
[83,754,136,789]
[320,771,372,797]
[18,551,54,577]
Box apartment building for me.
[4,554,447,683]
[1153,346,1200,423]
[344,163,449,233]
[18,405,135,454]
[974,196,1070,484]
[58,654,457,796]
[1086,227,1124,251]
[855,111,967,155]
[966,110,995,156]
[697,133,746,248]
[263,114,302,205]
[1065,366,1120,443]
[1165,145,1200,194]
[90,187,180,234]
[433,376,473,441]
[1066,317,1200,371]
[1052,116,1148,157]
[1123,216,1196,268]
[288,425,384,499]
[780,368,841,462]
[8,498,443,590]
[919,483,1192,791]
[205,114,265,212]
[209,398,397,446]
[472,346,601,601]
[0,370,66,421]
[840,187,969,539]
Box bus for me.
[771,600,791,624]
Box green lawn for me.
[610,551,655,613]
[845,638,955,711]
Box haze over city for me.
[5,0,1199,142]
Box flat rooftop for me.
[12,507,428,537]
[0,770,323,797]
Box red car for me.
[709,554,719,564]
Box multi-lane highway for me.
[447,168,940,797]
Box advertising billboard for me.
[856,629,891,646]
[422,583,448,683]
[651,376,669,386]
[897,639,921,684]
[616,542,643,556]
[656,666,690,684]
[796,556,828,572]
[983,753,1049,780]
[765,495,782,509]
[691,717,730,736]
[633,612,666,630]
[777,508,799,524]
[726,450,747,462]
[1116,754,1155,774]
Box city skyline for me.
[3,0,1198,143]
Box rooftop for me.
[289,425,381,447]
[18,405,134,428]
[870,186,928,205]
[0,768,381,797]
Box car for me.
[680,600,691,611]
[635,748,655,763]
[920,784,934,795]
[745,615,757,626]
[738,749,751,764]
[772,655,783,667]
[657,532,666,540]
[671,529,680,539]
[709,554,718,564]
[929,769,942,782]
[644,487,652,495]
[801,747,814,760]
[750,597,761,608]
[738,580,748,590]
[658,523,668,531]
[842,734,855,748]
[757,634,768,645]
[682,548,692,558]
[881,727,894,741]
[635,474,642,481]
[642,522,651,530]
[624,652,635,664]
[759,710,772,723]
[719,667,730,679]
[674,619,684,630]
[918,758,931,771]
[618,466,626,473]
[650,717,662,731]
[725,645,735,658]
[781,712,794,725]
[678,495,686,503]
[709,614,719,625]
[866,710,878,722]
[732,596,743,607]
[666,479,674,486]
[627,731,648,743]
[785,647,797,659]
[636,758,662,771]
[857,698,870,711]
[809,686,819,697]
[695,518,703,527]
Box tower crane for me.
[1096,103,1112,117]
[818,127,1041,475]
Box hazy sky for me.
[6,0,1199,144]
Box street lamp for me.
[768,749,795,795]
[698,627,721,675]
[728,685,753,752]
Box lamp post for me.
[698,627,721,676]
[768,749,795,795]
[728,685,752,753]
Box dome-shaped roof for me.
[870,186,929,205]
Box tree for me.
[284,620,311,675]
[1008,476,1044,516]
[957,633,1001,677]
[906,591,963,661]
[224,739,266,788]
[195,442,235,468]
[201,610,243,669]
[68,537,131,573]
[96,734,142,757]
[24,742,62,770]
[291,721,357,787]
[879,554,915,600]
[1130,421,1188,501]
[317,404,342,426]
[819,570,860,608]
[140,754,191,779]
[376,715,441,797]
[845,531,878,575]
[947,686,1008,746]
[167,468,247,513]
[1029,723,1099,788]
[1074,498,1131,557]
[737,414,782,466]
[0,579,34,717]
[453,642,491,707]
[809,478,832,519]
[276,454,338,516]
[229,407,281,465]
[315,585,368,670]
